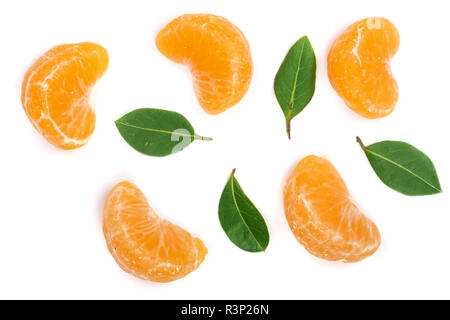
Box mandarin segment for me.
[21,42,108,149]
[103,181,207,282]
[156,14,253,114]
[284,155,380,262]
[328,17,399,118]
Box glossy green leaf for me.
[115,108,212,157]
[218,169,270,252]
[357,137,442,196]
[274,36,316,139]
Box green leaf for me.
[274,36,316,139]
[357,137,442,196]
[115,108,212,157]
[218,169,270,252]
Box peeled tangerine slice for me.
[156,14,253,115]
[284,156,380,263]
[21,42,108,149]
[328,17,399,118]
[103,181,207,282]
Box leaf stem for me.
[356,136,366,150]
[230,168,237,178]
[286,103,293,140]
[194,134,213,141]
[285,117,291,140]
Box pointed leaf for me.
[115,108,212,157]
[357,137,442,196]
[274,36,316,139]
[218,169,270,252]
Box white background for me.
[1,0,449,299]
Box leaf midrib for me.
[287,39,306,118]
[116,121,194,139]
[365,148,441,192]
[230,175,265,251]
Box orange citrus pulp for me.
[284,155,381,262]
[103,181,207,282]
[328,17,399,118]
[156,14,253,115]
[21,42,108,149]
